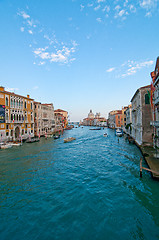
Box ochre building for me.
[0,86,34,141]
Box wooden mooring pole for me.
[140,157,142,178]
[140,157,159,178]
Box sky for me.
[0,0,159,121]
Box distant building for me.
[82,110,106,126]
[121,106,128,131]
[108,110,122,129]
[54,109,68,129]
[34,102,55,137]
[131,85,153,146]
[88,109,94,119]
[0,86,34,141]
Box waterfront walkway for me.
[140,145,159,179]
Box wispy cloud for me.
[18,11,30,19]
[107,59,154,77]
[94,5,101,11]
[96,17,102,22]
[5,87,19,92]
[139,0,158,9]
[33,41,78,64]
[82,0,158,23]
[121,60,154,77]
[106,67,115,72]
[33,86,39,89]
[17,10,78,66]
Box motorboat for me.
[89,127,101,130]
[104,133,108,137]
[116,128,123,137]
[64,137,76,143]
[26,138,40,143]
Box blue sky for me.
[0,0,159,121]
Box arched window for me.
[11,114,13,121]
[145,93,150,104]
[6,97,8,106]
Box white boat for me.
[104,133,108,137]
[116,128,123,137]
[11,143,22,147]
[0,143,13,149]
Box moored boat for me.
[89,127,101,130]
[26,138,40,143]
[116,128,123,137]
[54,135,60,139]
[0,143,13,149]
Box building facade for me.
[0,86,34,142]
[54,109,68,129]
[150,56,159,147]
[34,102,55,137]
[125,104,132,135]
[131,85,153,146]
[108,110,122,129]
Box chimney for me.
[27,94,30,98]
[0,86,5,92]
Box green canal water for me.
[0,127,159,240]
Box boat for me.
[47,134,53,138]
[54,135,60,139]
[11,142,22,146]
[89,127,101,130]
[116,128,123,137]
[64,137,76,143]
[104,133,108,137]
[26,138,40,143]
[0,143,13,149]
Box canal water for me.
[0,127,159,240]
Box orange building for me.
[54,109,68,129]
[115,110,122,128]
[0,86,34,142]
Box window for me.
[25,101,27,109]
[22,129,24,135]
[6,112,8,121]
[6,132,9,136]
[6,124,9,129]
[6,97,8,106]
[145,94,150,104]
[31,102,33,109]
[25,124,27,128]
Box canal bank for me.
[140,145,159,179]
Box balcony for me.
[154,75,159,86]
[154,96,159,105]
[150,121,159,128]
